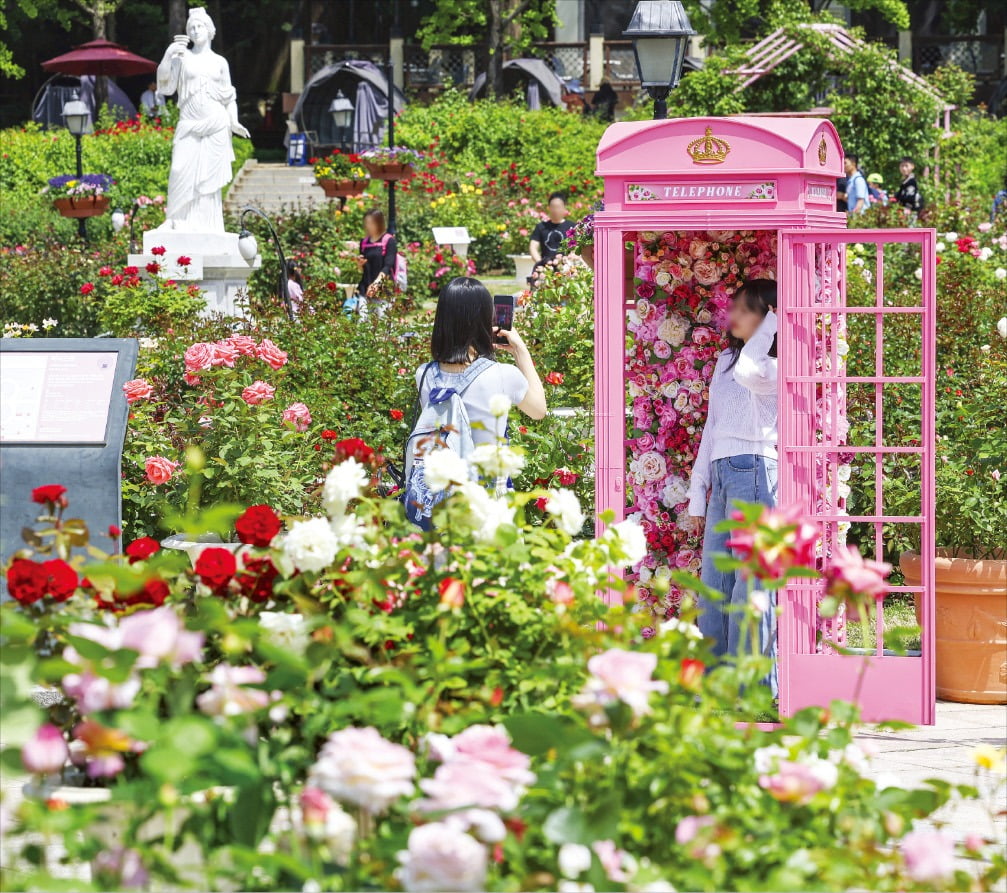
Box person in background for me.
[894,157,924,214]
[140,80,165,115]
[529,192,572,276]
[835,176,848,214]
[838,155,869,217]
[866,173,889,206]
[286,260,304,318]
[354,208,396,319]
[589,82,618,121]
[992,177,1007,222]
[686,280,779,698]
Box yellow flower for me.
[65,179,78,188]
[973,745,1006,774]
[475,188,483,195]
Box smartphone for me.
[493,294,515,344]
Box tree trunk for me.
[486,0,505,97]
[168,0,187,37]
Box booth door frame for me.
[777,228,937,725]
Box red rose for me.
[321,429,338,440]
[151,245,166,256]
[110,274,124,285]
[123,265,139,275]
[108,524,121,538]
[544,371,564,386]
[194,547,236,592]
[40,559,78,601]
[333,437,374,465]
[389,408,404,421]
[146,262,160,274]
[6,559,47,604]
[80,282,95,295]
[554,468,579,486]
[235,504,281,547]
[177,255,192,266]
[125,536,160,563]
[98,265,113,276]
[326,281,338,291]
[31,484,67,505]
[234,557,278,603]
[130,578,169,607]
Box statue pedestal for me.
[129,231,260,318]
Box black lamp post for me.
[237,206,293,321]
[623,1,696,120]
[61,93,92,242]
[384,56,397,235]
[329,90,354,150]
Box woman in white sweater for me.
[686,280,779,694]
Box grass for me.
[842,594,922,653]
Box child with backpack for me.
[352,208,407,318]
[402,277,547,528]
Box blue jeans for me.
[698,454,779,698]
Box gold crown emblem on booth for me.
[687,127,731,165]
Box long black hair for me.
[431,277,496,364]
[726,279,778,369]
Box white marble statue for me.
[154,7,249,233]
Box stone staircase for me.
[223,160,328,218]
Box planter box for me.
[507,254,536,283]
[317,178,368,198]
[362,161,414,182]
[53,196,109,219]
[901,551,1007,704]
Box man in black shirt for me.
[529,192,572,274]
[894,156,924,214]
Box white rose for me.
[913,267,923,280]
[423,449,471,490]
[259,612,309,656]
[547,488,586,536]
[631,450,667,482]
[459,481,515,543]
[659,616,702,640]
[321,458,369,516]
[653,566,671,583]
[696,308,712,324]
[654,270,672,287]
[656,313,688,347]
[488,394,512,417]
[310,726,415,814]
[978,246,993,261]
[997,317,1007,339]
[396,822,487,893]
[606,520,647,566]
[935,242,945,253]
[753,744,789,774]
[558,843,592,878]
[994,268,1006,280]
[331,514,367,549]
[661,475,689,509]
[470,443,525,478]
[282,517,340,573]
[944,231,958,241]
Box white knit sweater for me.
[687,311,778,516]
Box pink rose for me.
[122,378,153,404]
[653,340,672,359]
[282,402,312,432]
[242,380,276,405]
[759,759,836,805]
[255,339,288,370]
[674,548,696,569]
[183,342,214,375]
[574,648,669,719]
[688,239,710,259]
[144,456,178,485]
[119,606,204,668]
[676,814,715,845]
[634,433,656,452]
[196,665,269,717]
[635,264,655,283]
[900,829,955,883]
[824,545,891,601]
[210,340,238,367]
[692,326,716,345]
[692,260,721,286]
[445,725,535,786]
[227,335,257,356]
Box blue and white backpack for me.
[402,358,492,528]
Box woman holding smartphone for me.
[416,277,547,443]
[686,280,779,694]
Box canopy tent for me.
[290,60,405,152]
[32,74,137,128]
[469,59,566,108]
[42,38,156,78]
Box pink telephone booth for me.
[593,116,937,724]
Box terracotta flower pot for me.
[317,178,367,198]
[53,195,109,218]
[362,161,414,182]
[900,551,1007,704]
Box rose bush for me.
[2,470,1004,892]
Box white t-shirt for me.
[415,361,528,444]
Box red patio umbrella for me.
[42,39,156,78]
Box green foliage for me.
[96,269,206,337]
[416,0,557,53]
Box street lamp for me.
[329,90,354,150]
[623,1,695,120]
[238,206,293,321]
[62,92,92,241]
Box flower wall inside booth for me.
[625,230,850,632]
[626,230,777,617]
